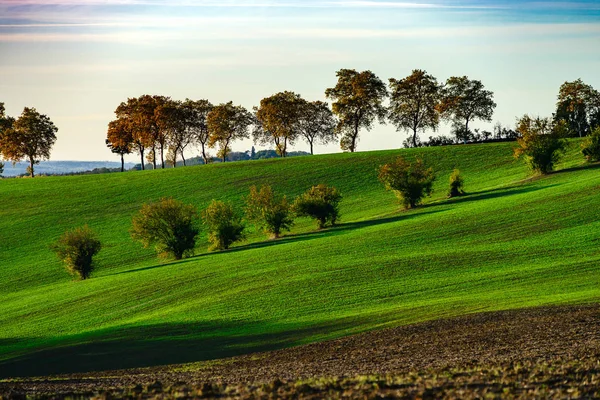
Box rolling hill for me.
[0,140,599,378]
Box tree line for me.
[1,73,598,177]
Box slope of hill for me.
[0,140,598,377]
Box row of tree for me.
[105,69,501,170]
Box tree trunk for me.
[140,149,145,170]
[120,154,124,172]
[152,148,157,169]
[181,151,186,167]
[352,116,359,152]
[464,119,470,144]
[310,140,314,155]
[201,144,208,165]
[160,143,165,169]
[29,157,35,178]
[412,127,418,148]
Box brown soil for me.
[1,303,599,399]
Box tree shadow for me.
[0,315,372,378]
[553,161,600,175]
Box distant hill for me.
[1,161,136,177]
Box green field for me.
[1,140,599,378]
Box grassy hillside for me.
[1,140,599,377]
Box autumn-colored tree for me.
[156,99,188,167]
[514,115,567,174]
[52,225,102,280]
[0,103,15,174]
[438,76,496,143]
[554,79,600,137]
[181,98,213,165]
[325,69,387,152]
[202,200,245,251]
[389,70,440,148]
[0,107,58,177]
[297,100,337,155]
[378,157,435,209]
[245,185,294,238]
[115,98,151,170]
[293,184,342,229]
[131,198,199,260]
[207,102,253,162]
[582,126,600,162]
[254,91,303,157]
[106,118,133,172]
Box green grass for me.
[0,140,599,377]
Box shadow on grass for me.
[0,316,370,379]
[553,161,600,175]
[112,209,444,276]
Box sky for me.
[1,0,599,162]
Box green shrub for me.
[448,168,465,198]
[378,156,435,209]
[245,185,294,238]
[131,198,199,259]
[52,225,102,280]
[202,200,245,251]
[582,127,600,162]
[514,115,567,174]
[293,184,342,229]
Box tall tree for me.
[0,107,58,177]
[253,91,303,157]
[438,76,496,143]
[106,118,133,172]
[115,97,151,170]
[325,69,388,152]
[181,98,213,165]
[297,100,337,155]
[388,69,440,148]
[207,102,253,162]
[555,79,600,137]
[0,103,15,173]
[156,99,188,167]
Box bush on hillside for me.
[202,200,245,251]
[52,225,102,280]
[245,185,294,238]
[293,184,342,229]
[378,157,435,209]
[448,168,465,198]
[582,127,600,162]
[131,198,199,259]
[514,115,567,174]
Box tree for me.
[293,184,342,229]
[115,97,151,170]
[388,69,440,148]
[0,107,58,177]
[378,157,435,209]
[106,118,133,172]
[325,69,387,152]
[52,225,102,280]
[254,91,303,157]
[448,168,465,198]
[438,76,496,144]
[245,185,294,238]
[207,102,253,162]
[582,126,600,162]
[514,115,567,174]
[131,198,199,259]
[0,103,15,175]
[156,99,187,167]
[297,100,337,155]
[181,99,213,165]
[202,200,245,251]
[554,79,600,137]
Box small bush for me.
[52,225,102,280]
[245,185,294,238]
[448,168,465,198]
[293,184,342,229]
[202,200,245,251]
[514,115,567,174]
[582,127,600,162]
[131,198,199,259]
[378,157,435,209]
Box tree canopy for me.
[438,76,496,143]
[297,100,337,155]
[554,79,600,137]
[514,115,567,174]
[389,69,440,148]
[254,91,303,157]
[207,102,253,162]
[0,107,58,177]
[325,69,388,152]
